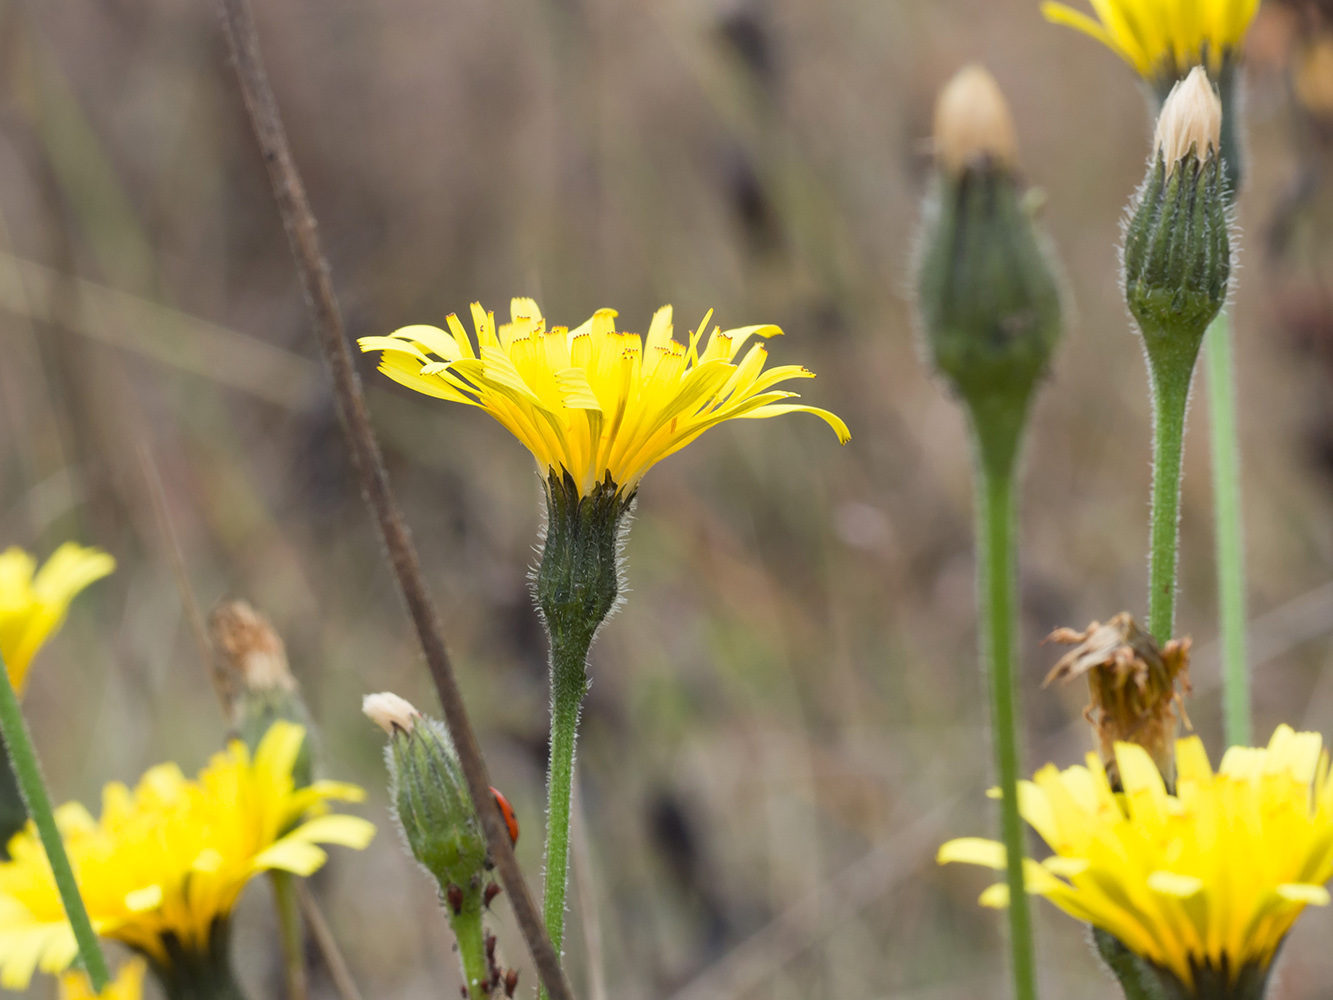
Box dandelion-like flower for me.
[1042,0,1260,86]
[0,721,375,988]
[59,960,146,1000]
[939,725,1333,995]
[0,544,114,692]
[359,299,849,498]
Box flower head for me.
[59,960,146,1000]
[1042,0,1260,86]
[939,725,1333,992]
[0,544,114,692]
[0,721,375,987]
[359,300,849,498]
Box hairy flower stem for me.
[971,403,1037,1000]
[452,891,490,998]
[534,472,630,999]
[270,872,307,1000]
[0,651,110,990]
[1204,310,1250,746]
[1147,360,1193,645]
[542,656,584,985]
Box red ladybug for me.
[490,786,519,846]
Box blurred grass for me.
[3,0,1333,997]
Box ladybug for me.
[490,786,520,846]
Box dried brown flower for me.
[209,599,298,725]
[1045,612,1192,788]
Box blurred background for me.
[5,0,1333,996]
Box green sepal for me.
[232,690,315,790]
[916,162,1063,478]
[387,716,489,901]
[1124,151,1230,384]
[535,470,635,700]
[144,919,250,1000]
[1093,927,1274,1000]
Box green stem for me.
[0,651,110,990]
[1147,363,1192,645]
[533,472,626,1000]
[1204,310,1250,746]
[975,461,1037,1000]
[270,871,307,1000]
[541,648,585,995]
[451,892,490,998]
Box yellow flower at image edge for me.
[1042,0,1259,83]
[359,300,850,498]
[0,543,114,691]
[0,721,375,987]
[59,959,147,1000]
[939,725,1333,990]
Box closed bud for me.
[365,693,489,901]
[916,66,1063,473]
[1124,67,1231,376]
[366,694,497,995]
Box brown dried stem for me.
[214,4,574,999]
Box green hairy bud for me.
[916,66,1063,475]
[1124,66,1231,380]
[364,693,488,897]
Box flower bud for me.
[365,693,489,900]
[1124,68,1231,376]
[211,600,314,788]
[916,66,1063,473]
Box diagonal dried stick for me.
[214,4,574,999]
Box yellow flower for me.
[59,959,146,1000]
[1042,0,1259,84]
[939,725,1333,991]
[0,721,375,987]
[359,300,850,497]
[0,544,114,692]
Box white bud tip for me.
[362,692,420,735]
[1154,66,1222,170]
[933,65,1018,175]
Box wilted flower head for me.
[58,960,146,1000]
[358,300,849,498]
[210,600,314,786]
[1042,0,1260,86]
[0,544,114,692]
[0,721,375,987]
[940,726,1333,997]
[1046,612,1192,786]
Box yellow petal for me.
[937,837,1006,869]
